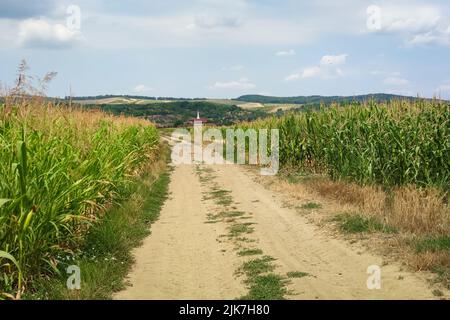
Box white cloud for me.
[320,54,347,65]
[408,30,450,46]
[276,49,295,57]
[183,1,245,31]
[302,66,322,79]
[133,84,154,93]
[18,19,81,49]
[379,5,441,34]
[286,54,347,81]
[76,12,316,49]
[368,4,450,46]
[210,78,255,90]
[383,77,409,86]
[0,19,19,44]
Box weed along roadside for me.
[0,80,171,298]
[26,144,172,299]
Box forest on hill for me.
[236,93,423,105]
[83,101,267,127]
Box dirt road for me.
[115,158,438,299]
[115,164,246,299]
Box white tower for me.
[193,111,203,163]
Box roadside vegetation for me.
[0,63,165,299]
[334,213,397,234]
[241,99,449,188]
[236,99,449,288]
[26,152,171,299]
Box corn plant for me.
[0,100,159,296]
[238,99,450,190]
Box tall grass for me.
[0,97,158,297]
[239,99,449,190]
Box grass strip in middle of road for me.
[196,165,290,300]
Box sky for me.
[0,0,449,99]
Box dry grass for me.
[294,176,450,287]
[260,168,449,287]
[308,179,449,236]
[2,96,153,156]
[390,187,449,236]
[407,250,450,289]
[408,250,450,271]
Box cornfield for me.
[0,98,159,296]
[238,99,450,190]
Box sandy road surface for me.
[210,164,435,299]
[115,164,246,299]
[116,148,436,299]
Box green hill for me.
[83,100,267,127]
[236,93,424,105]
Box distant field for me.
[204,99,245,105]
[238,102,265,109]
[73,98,170,105]
[72,93,447,107]
[73,97,245,106]
[239,102,303,113]
[262,103,303,113]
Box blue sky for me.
[0,0,449,98]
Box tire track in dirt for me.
[115,137,438,299]
[210,164,436,299]
[114,164,246,300]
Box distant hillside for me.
[236,93,423,105]
[70,95,207,101]
[69,95,243,106]
[82,101,267,127]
